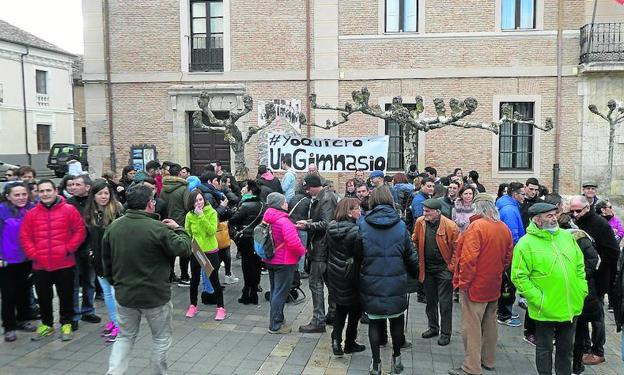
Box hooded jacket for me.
[20,198,86,271]
[357,205,419,316]
[327,220,361,306]
[257,172,283,196]
[496,194,525,244]
[0,202,35,264]
[412,215,460,282]
[160,176,190,225]
[453,215,514,302]
[511,222,588,322]
[262,207,305,265]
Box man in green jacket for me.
[511,203,587,375]
[102,185,191,375]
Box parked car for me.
[47,143,89,178]
[0,160,19,182]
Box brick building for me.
[82,0,624,194]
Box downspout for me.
[20,46,32,166]
[103,0,116,172]
[553,0,563,193]
[305,0,311,138]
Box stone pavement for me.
[1,256,622,375]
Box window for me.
[499,102,534,170]
[36,124,51,152]
[385,0,417,33]
[36,70,47,94]
[190,0,224,71]
[501,0,536,30]
[385,104,416,171]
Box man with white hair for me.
[569,195,620,366]
[448,194,513,375]
[512,202,587,375]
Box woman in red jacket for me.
[19,179,86,341]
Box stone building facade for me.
[82,0,624,194]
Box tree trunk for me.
[607,121,615,193]
[403,127,419,170]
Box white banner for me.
[267,133,390,172]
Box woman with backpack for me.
[184,190,225,321]
[262,192,306,334]
[229,180,265,305]
[0,182,37,342]
[84,179,124,342]
[326,198,366,357]
[357,186,419,375]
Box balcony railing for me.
[189,35,224,72]
[36,94,49,107]
[580,23,624,64]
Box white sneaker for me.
[224,274,239,285]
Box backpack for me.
[253,221,276,260]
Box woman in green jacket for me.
[184,190,225,320]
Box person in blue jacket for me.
[494,181,526,328]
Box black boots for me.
[344,341,366,353]
[332,339,344,357]
[238,287,250,304]
[249,290,258,305]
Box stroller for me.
[264,270,307,305]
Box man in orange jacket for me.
[413,199,460,346]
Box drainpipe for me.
[305,0,311,138]
[20,46,32,166]
[553,0,563,193]
[103,0,117,172]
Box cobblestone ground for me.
[1,254,622,375]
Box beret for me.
[582,181,597,188]
[528,202,558,216]
[423,199,442,210]
[370,170,384,179]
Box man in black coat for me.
[296,175,338,333]
[520,177,541,229]
[570,195,621,366]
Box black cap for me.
[303,174,322,188]
[528,202,557,216]
[423,199,442,210]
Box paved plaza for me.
[1,255,622,375]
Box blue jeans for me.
[200,268,214,293]
[97,276,117,325]
[107,301,173,375]
[268,264,296,331]
[297,230,307,273]
[73,256,96,320]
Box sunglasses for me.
[571,207,588,214]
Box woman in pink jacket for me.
[263,192,305,334]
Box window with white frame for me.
[501,0,536,30]
[385,0,418,33]
[498,102,534,170]
[190,0,224,71]
[35,70,47,94]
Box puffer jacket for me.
[607,215,624,242]
[19,198,86,271]
[263,207,305,266]
[357,205,419,316]
[511,222,588,322]
[305,187,338,262]
[0,202,35,263]
[229,195,265,239]
[327,220,361,306]
[496,194,525,244]
[453,215,514,302]
[160,176,189,226]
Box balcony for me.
[580,23,624,65]
[36,94,49,107]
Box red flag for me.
[616,0,624,5]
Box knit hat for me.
[266,192,286,209]
[303,174,322,188]
[423,199,442,210]
[370,170,384,179]
[473,193,495,204]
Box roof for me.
[0,19,73,56]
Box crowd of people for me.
[1,160,623,375]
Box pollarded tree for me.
[308,87,554,168]
[588,99,624,192]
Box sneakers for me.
[391,355,404,374]
[518,297,528,310]
[71,320,79,331]
[81,314,102,324]
[511,311,520,319]
[177,278,191,287]
[497,317,521,327]
[224,274,239,285]
[186,305,198,318]
[102,321,116,336]
[215,307,227,321]
[523,334,536,346]
[298,323,326,333]
[4,331,17,342]
[16,321,37,332]
[438,335,451,346]
[105,327,120,343]
[370,360,381,375]
[31,324,55,341]
[582,353,605,365]
[268,324,292,334]
[261,269,268,275]
[61,324,73,341]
